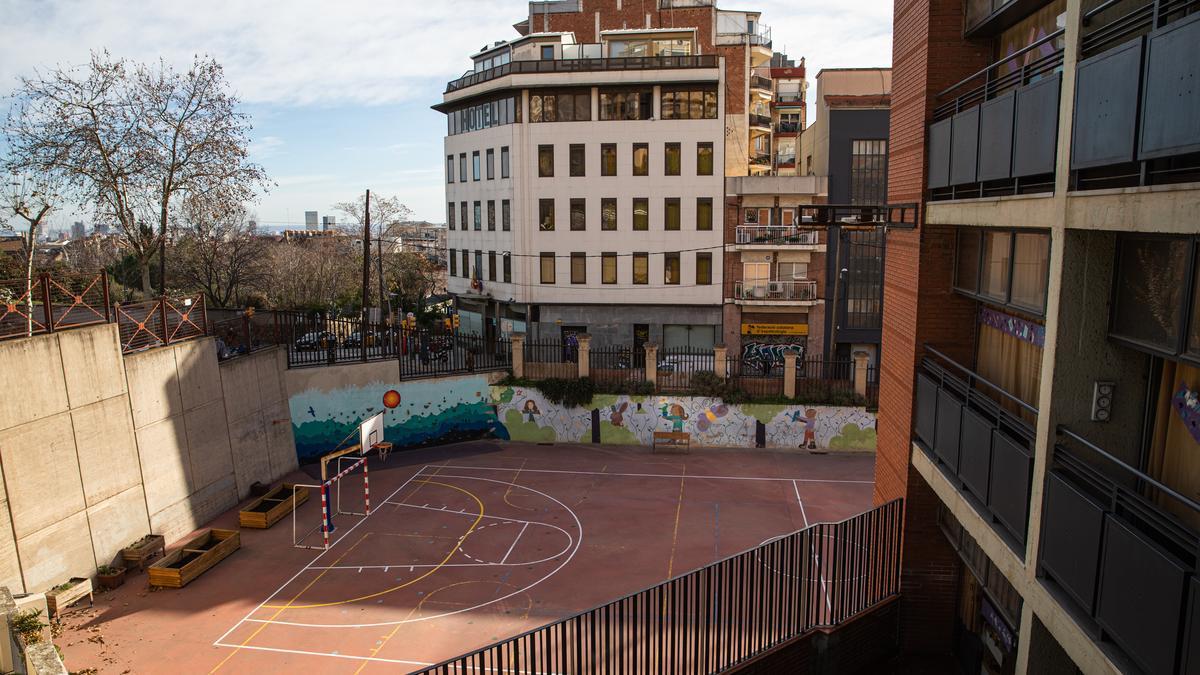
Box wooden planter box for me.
[148,529,240,589]
[122,534,166,572]
[46,577,93,618]
[238,483,309,529]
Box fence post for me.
[644,342,659,391]
[242,308,252,352]
[158,296,169,346]
[360,317,367,363]
[853,350,870,398]
[577,333,591,378]
[713,344,727,379]
[40,273,53,333]
[783,350,798,398]
[511,333,525,378]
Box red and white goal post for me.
[291,412,384,551]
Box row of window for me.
[447,251,715,286]
[447,147,511,183]
[447,95,520,136]
[528,86,717,123]
[537,197,713,232]
[538,142,714,178]
[448,199,511,231]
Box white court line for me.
[427,463,873,484]
[384,500,559,527]
[793,479,832,616]
[212,641,431,667]
[309,560,547,571]
[211,464,430,647]
[500,522,530,564]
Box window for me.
[780,208,796,227]
[602,252,617,284]
[570,198,586,231]
[607,37,693,58]
[665,198,681,231]
[954,227,1051,315]
[539,199,555,231]
[571,252,586,284]
[601,144,617,176]
[954,229,982,293]
[472,151,480,181]
[530,91,591,122]
[538,144,554,177]
[661,87,718,120]
[486,148,495,179]
[744,262,770,288]
[488,251,497,281]
[778,262,808,280]
[473,201,482,231]
[570,144,585,177]
[487,200,496,231]
[461,250,469,278]
[447,202,456,230]
[599,88,653,120]
[447,95,519,136]
[697,142,714,176]
[500,146,510,178]
[541,45,554,60]
[446,155,454,183]
[850,140,888,205]
[696,252,712,285]
[664,252,681,285]
[459,153,467,181]
[540,253,555,283]
[1111,235,1193,352]
[632,143,649,176]
[449,248,457,276]
[696,198,713,231]
[980,231,1012,301]
[633,253,649,284]
[601,198,617,230]
[460,202,468,231]
[1011,233,1049,310]
[665,143,681,176]
[473,250,483,280]
[503,254,511,283]
[632,198,649,231]
[744,207,770,225]
[502,200,511,231]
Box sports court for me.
[56,441,874,674]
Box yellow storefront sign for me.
[741,323,809,336]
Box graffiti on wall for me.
[289,370,496,461]
[491,386,875,450]
[741,341,807,368]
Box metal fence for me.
[727,355,785,398]
[210,311,286,361]
[0,272,110,340]
[524,338,579,380]
[866,364,880,408]
[590,344,647,388]
[657,347,716,392]
[115,294,207,354]
[413,499,903,675]
[796,359,855,400]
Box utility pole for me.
[376,219,389,324]
[362,189,371,323]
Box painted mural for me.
[491,386,876,450]
[288,368,497,462]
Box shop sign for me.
[741,323,808,336]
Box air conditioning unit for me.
[767,281,784,294]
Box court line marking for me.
[426,463,873,484]
[239,472,584,629]
[665,467,686,579]
[500,522,530,564]
[794,479,832,615]
[384,500,567,528]
[211,642,431,667]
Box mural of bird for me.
[307,406,316,418]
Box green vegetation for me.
[11,609,46,644]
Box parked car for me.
[342,330,381,348]
[657,353,715,374]
[295,331,338,350]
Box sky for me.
[0,0,892,232]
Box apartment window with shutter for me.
[570,198,586,231]
[632,143,649,176]
[696,252,712,285]
[696,198,712,231]
[601,198,617,230]
[602,252,617,284]
[540,253,555,283]
[665,198,681,231]
[697,142,714,176]
[571,252,586,284]
[665,143,681,176]
[633,253,649,284]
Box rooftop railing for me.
[446,54,719,93]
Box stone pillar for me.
[783,349,799,398]
[577,333,591,378]
[511,332,525,379]
[644,342,659,391]
[713,344,728,379]
[853,350,870,398]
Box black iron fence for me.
[796,359,855,400]
[590,344,647,388]
[210,310,286,361]
[412,499,903,675]
[657,347,716,392]
[523,338,579,379]
[727,356,785,398]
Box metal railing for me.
[210,310,285,361]
[523,338,579,379]
[735,226,821,246]
[796,359,855,400]
[775,120,801,133]
[0,271,110,340]
[727,355,786,397]
[115,294,208,354]
[734,280,818,302]
[866,364,879,408]
[751,74,773,91]
[412,499,903,675]
[657,347,715,392]
[446,54,719,93]
[749,113,772,129]
[775,92,804,104]
[1081,0,1199,58]
[775,153,797,166]
[719,22,772,47]
[590,344,647,388]
[932,29,1064,122]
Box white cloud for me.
[248,135,285,159]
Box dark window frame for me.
[601,143,617,176]
[447,155,455,183]
[632,252,649,285]
[696,197,713,231]
[488,251,497,281]
[697,142,714,176]
[570,143,586,177]
[601,198,617,231]
[570,252,587,284]
[486,148,495,179]
[570,198,586,231]
[472,150,481,181]
[664,252,681,285]
[540,252,556,284]
[665,198,681,231]
[632,198,649,231]
[539,199,555,231]
[1108,233,1200,364]
[696,252,712,285]
[632,143,649,176]
[449,248,457,276]
[665,142,681,176]
[487,200,496,231]
[538,144,554,177]
[602,252,618,284]
[500,146,511,178]
[502,199,511,231]
[952,227,1051,317]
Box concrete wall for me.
[0,324,296,594]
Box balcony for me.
[914,346,1035,555]
[444,54,719,94]
[775,120,801,134]
[748,112,772,130]
[725,174,826,196]
[1040,426,1200,675]
[775,153,796,168]
[927,30,1063,200]
[735,225,821,249]
[775,92,803,105]
[716,17,772,48]
[749,151,772,166]
[1071,2,1200,190]
[750,74,773,92]
[733,279,818,305]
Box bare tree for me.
[265,240,360,311]
[0,171,61,335]
[335,193,412,318]
[171,198,269,308]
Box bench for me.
[652,431,691,453]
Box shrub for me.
[11,609,46,645]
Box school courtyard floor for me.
[55,440,874,674]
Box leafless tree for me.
[170,198,270,308]
[335,193,412,318]
[265,239,360,311]
[0,171,61,335]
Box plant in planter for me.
[45,577,93,618]
[11,608,47,645]
[96,564,126,590]
[121,533,166,572]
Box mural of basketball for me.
[382,389,401,408]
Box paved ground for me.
[55,441,874,674]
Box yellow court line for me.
[209,532,372,673]
[502,457,536,511]
[665,464,687,580]
[261,479,485,610]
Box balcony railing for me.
[1040,426,1200,675]
[1071,0,1200,189]
[914,346,1036,554]
[776,120,801,133]
[927,30,1064,200]
[751,74,773,91]
[445,54,719,93]
[775,92,804,104]
[735,225,820,246]
[733,279,817,302]
[749,112,772,129]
